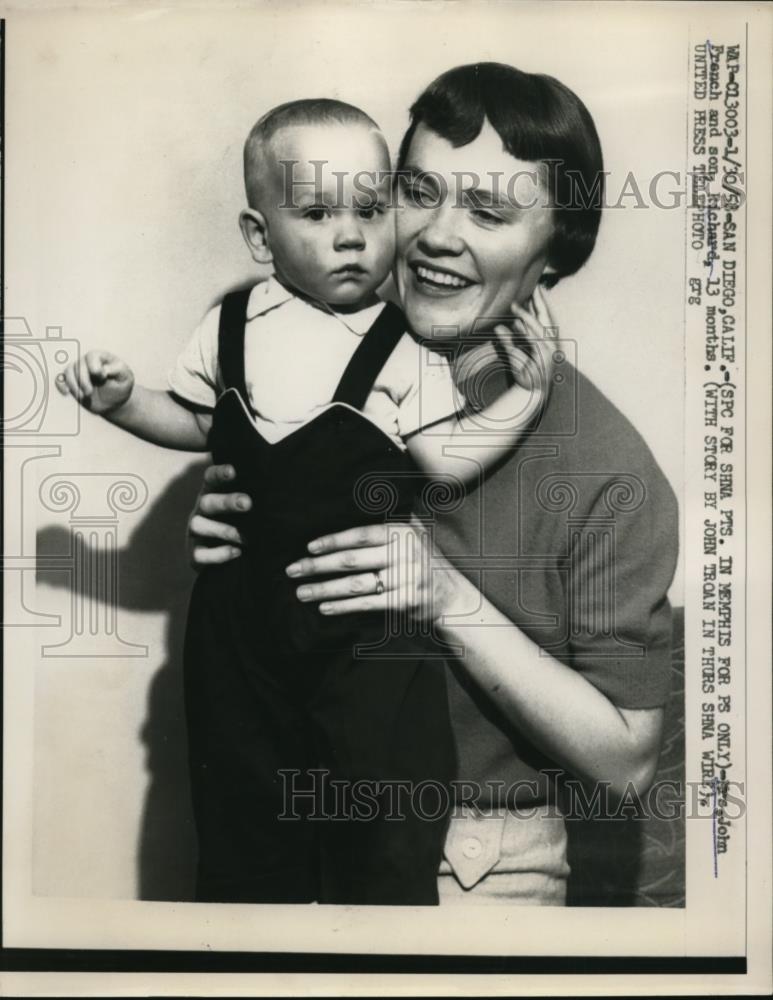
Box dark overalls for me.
[183,289,456,905]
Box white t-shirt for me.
[168,277,464,448]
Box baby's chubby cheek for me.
[285,239,328,283]
[372,224,396,279]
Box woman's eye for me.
[304,207,328,221]
[358,205,383,220]
[472,208,503,225]
[400,179,432,206]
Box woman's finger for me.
[318,593,389,616]
[296,570,389,604]
[510,300,544,342]
[198,490,251,516]
[286,545,388,579]
[189,513,243,544]
[494,322,527,353]
[494,324,538,373]
[500,343,535,378]
[319,582,420,616]
[531,285,556,332]
[306,523,387,555]
[513,299,557,387]
[494,324,551,406]
[190,543,242,567]
[493,324,522,367]
[203,463,237,488]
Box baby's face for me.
[260,123,395,308]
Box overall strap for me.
[332,302,407,411]
[217,287,252,399]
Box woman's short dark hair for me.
[398,63,604,287]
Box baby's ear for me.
[239,209,273,265]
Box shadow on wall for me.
[36,461,209,901]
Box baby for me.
[58,99,546,906]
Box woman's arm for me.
[285,521,663,798]
[436,568,664,796]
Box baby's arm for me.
[57,350,210,451]
[406,293,553,481]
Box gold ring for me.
[374,572,385,596]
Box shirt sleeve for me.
[167,303,222,409]
[565,471,679,709]
[395,342,466,438]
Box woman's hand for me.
[187,463,251,567]
[494,284,557,398]
[285,517,472,621]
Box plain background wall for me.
[6,3,685,899]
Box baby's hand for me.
[493,285,556,402]
[56,350,135,414]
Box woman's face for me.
[394,121,555,341]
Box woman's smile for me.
[409,259,477,293]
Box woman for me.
[186,63,678,905]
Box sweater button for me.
[461,836,482,859]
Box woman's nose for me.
[416,204,465,256]
[334,215,366,251]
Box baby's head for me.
[240,99,394,309]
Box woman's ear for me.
[239,208,273,265]
[538,262,560,290]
